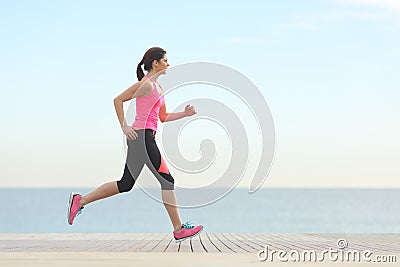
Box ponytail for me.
[136,60,144,81]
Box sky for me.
[1,0,399,188]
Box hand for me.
[184,104,197,117]
[122,125,138,140]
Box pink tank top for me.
[133,75,165,131]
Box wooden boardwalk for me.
[1,233,399,253]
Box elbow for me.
[159,114,167,123]
[159,112,168,123]
[113,98,123,109]
[113,97,121,105]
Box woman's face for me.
[154,54,169,75]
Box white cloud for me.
[333,0,400,28]
[335,0,400,11]
[344,11,380,20]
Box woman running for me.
[67,47,203,242]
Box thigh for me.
[144,138,174,190]
[126,137,146,177]
[144,138,164,172]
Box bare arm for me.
[113,80,151,127]
[114,80,152,140]
[159,103,197,123]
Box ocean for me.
[0,188,399,233]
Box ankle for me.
[79,196,86,207]
[174,225,182,232]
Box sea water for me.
[0,188,399,233]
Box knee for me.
[117,164,137,193]
[117,177,135,193]
[160,174,175,190]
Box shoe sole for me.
[174,227,203,243]
[67,192,75,225]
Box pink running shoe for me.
[173,222,203,242]
[67,193,83,225]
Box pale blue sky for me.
[1,0,399,188]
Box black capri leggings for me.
[117,129,175,192]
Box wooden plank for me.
[206,233,233,253]
[151,234,173,252]
[113,234,148,252]
[234,233,267,250]
[164,236,180,252]
[273,233,323,251]
[214,233,248,253]
[259,233,307,251]
[289,233,361,251]
[178,238,192,253]
[238,233,287,250]
[223,233,257,252]
[190,235,206,253]
[226,233,259,252]
[137,233,168,252]
[342,235,400,252]
[198,234,220,253]
[340,234,400,252]
[1,234,400,254]
[125,233,159,252]
[266,233,315,251]
[266,233,335,251]
[304,234,391,252]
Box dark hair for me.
[136,47,167,81]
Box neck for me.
[146,70,159,81]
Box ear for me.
[152,59,158,68]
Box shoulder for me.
[135,78,153,97]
